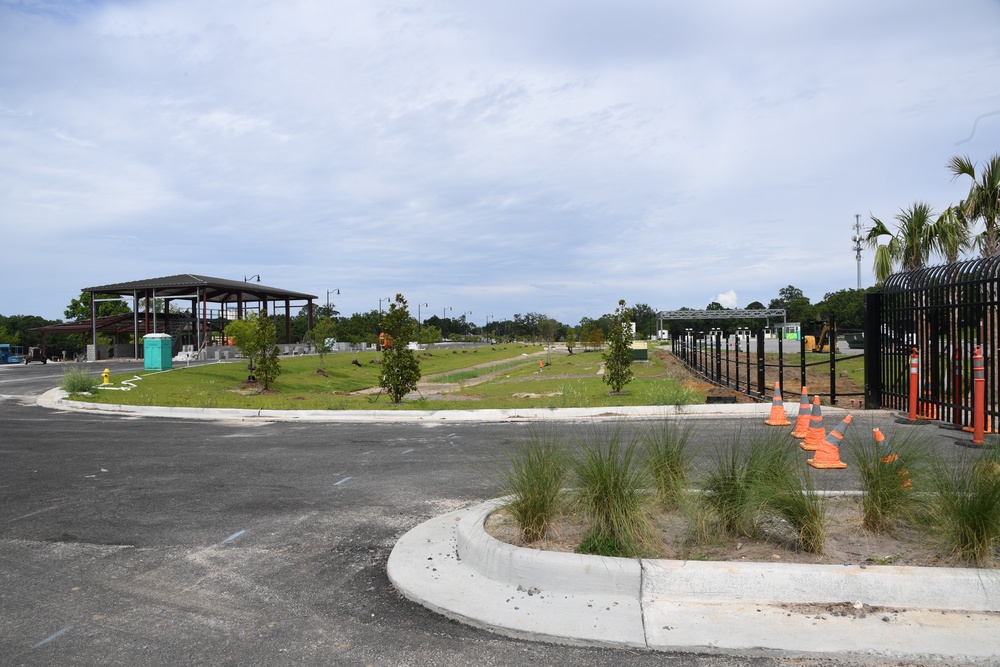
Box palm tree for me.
[934,205,973,263]
[866,202,938,283]
[948,154,1000,257]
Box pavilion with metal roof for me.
[73,274,317,360]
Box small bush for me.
[762,463,827,554]
[641,420,693,509]
[61,367,98,394]
[847,425,930,533]
[498,435,569,543]
[573,424,653,557]
[926,447,1000,566]
[701,424,794,538]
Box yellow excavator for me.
[804,325,839,353]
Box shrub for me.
[61,367,98,394]
[572,424,653,557]
[498,435,569,543]
[847,425,930,533]
[926,447,1000,566]
[641,420,693,509]
[701,424,794,538]
[761,461,827,554]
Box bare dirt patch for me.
[485,495,962,568]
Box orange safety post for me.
[973,345,985,446]
[908,347,919,421]
[764,382,791,426]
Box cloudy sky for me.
[2,0,999,325]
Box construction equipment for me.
[804,325,839,353]
[0,344,25,364]
[23,347,47,364]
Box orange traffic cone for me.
[874,428,911,489]
[790,386,811,438]
[808,414,851,469]
[764,382,791,426]
[801,396,825,451]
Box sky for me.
[2,0,1000,326]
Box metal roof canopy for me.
[81,274,318,359]
[657,309,787,320]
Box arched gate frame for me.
[864,256,1000,428]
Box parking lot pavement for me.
[0,372,990,666]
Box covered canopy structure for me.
[75,274,317,360]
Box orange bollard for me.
[764,382,791,426]
[908,348,919,421]
[973,345,985,446]
[801,396,825,451]
[790,386,811,438]
[539,360,544,370]
[808,414,851,469]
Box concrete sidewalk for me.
[388,499,1000,664]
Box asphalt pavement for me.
[0,361,995,666]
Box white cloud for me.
[717,291,739,309]
[2,0,999,322]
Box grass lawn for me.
[69,344,705,410]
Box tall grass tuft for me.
[641,420,693,509]
[61,367,99,394]
[761,461,827,554]
[498,434,569,543]
[573,424,653,557]
[701,424,790,537]
[926,447,1000,566]
[847,425,930,533]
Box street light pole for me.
[326,288,340,312]
[417,303,428,330]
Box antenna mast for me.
[851,213,863,290]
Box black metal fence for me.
[864,256,1000,427]
[669,325,864,404]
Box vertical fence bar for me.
[715,332,722,384]
[756,330,765,397]
[777,335,784,397]
[735,334,741,393]
[829,315,837,406]
[799,336,807,393]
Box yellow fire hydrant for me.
[102,368,111,385]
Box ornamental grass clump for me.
[926,447,1000,566]
[641,419,693,510]
[761,459,827,554]
[847,425,930,533]
[702,423,826,552]
[61,367,99,394]
[573,424,653,558]
[498,435,569,543]
[701,425,790,538]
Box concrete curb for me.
[389,500,1000,664]
[38,388,858,423]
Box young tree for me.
[225,312,282,389]
[379,294,421,402]
[602,299,634,393]
[309,316,338,364]
[565,327,576,355]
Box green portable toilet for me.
[143,334,173,371]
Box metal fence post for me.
[756,329,765,397]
